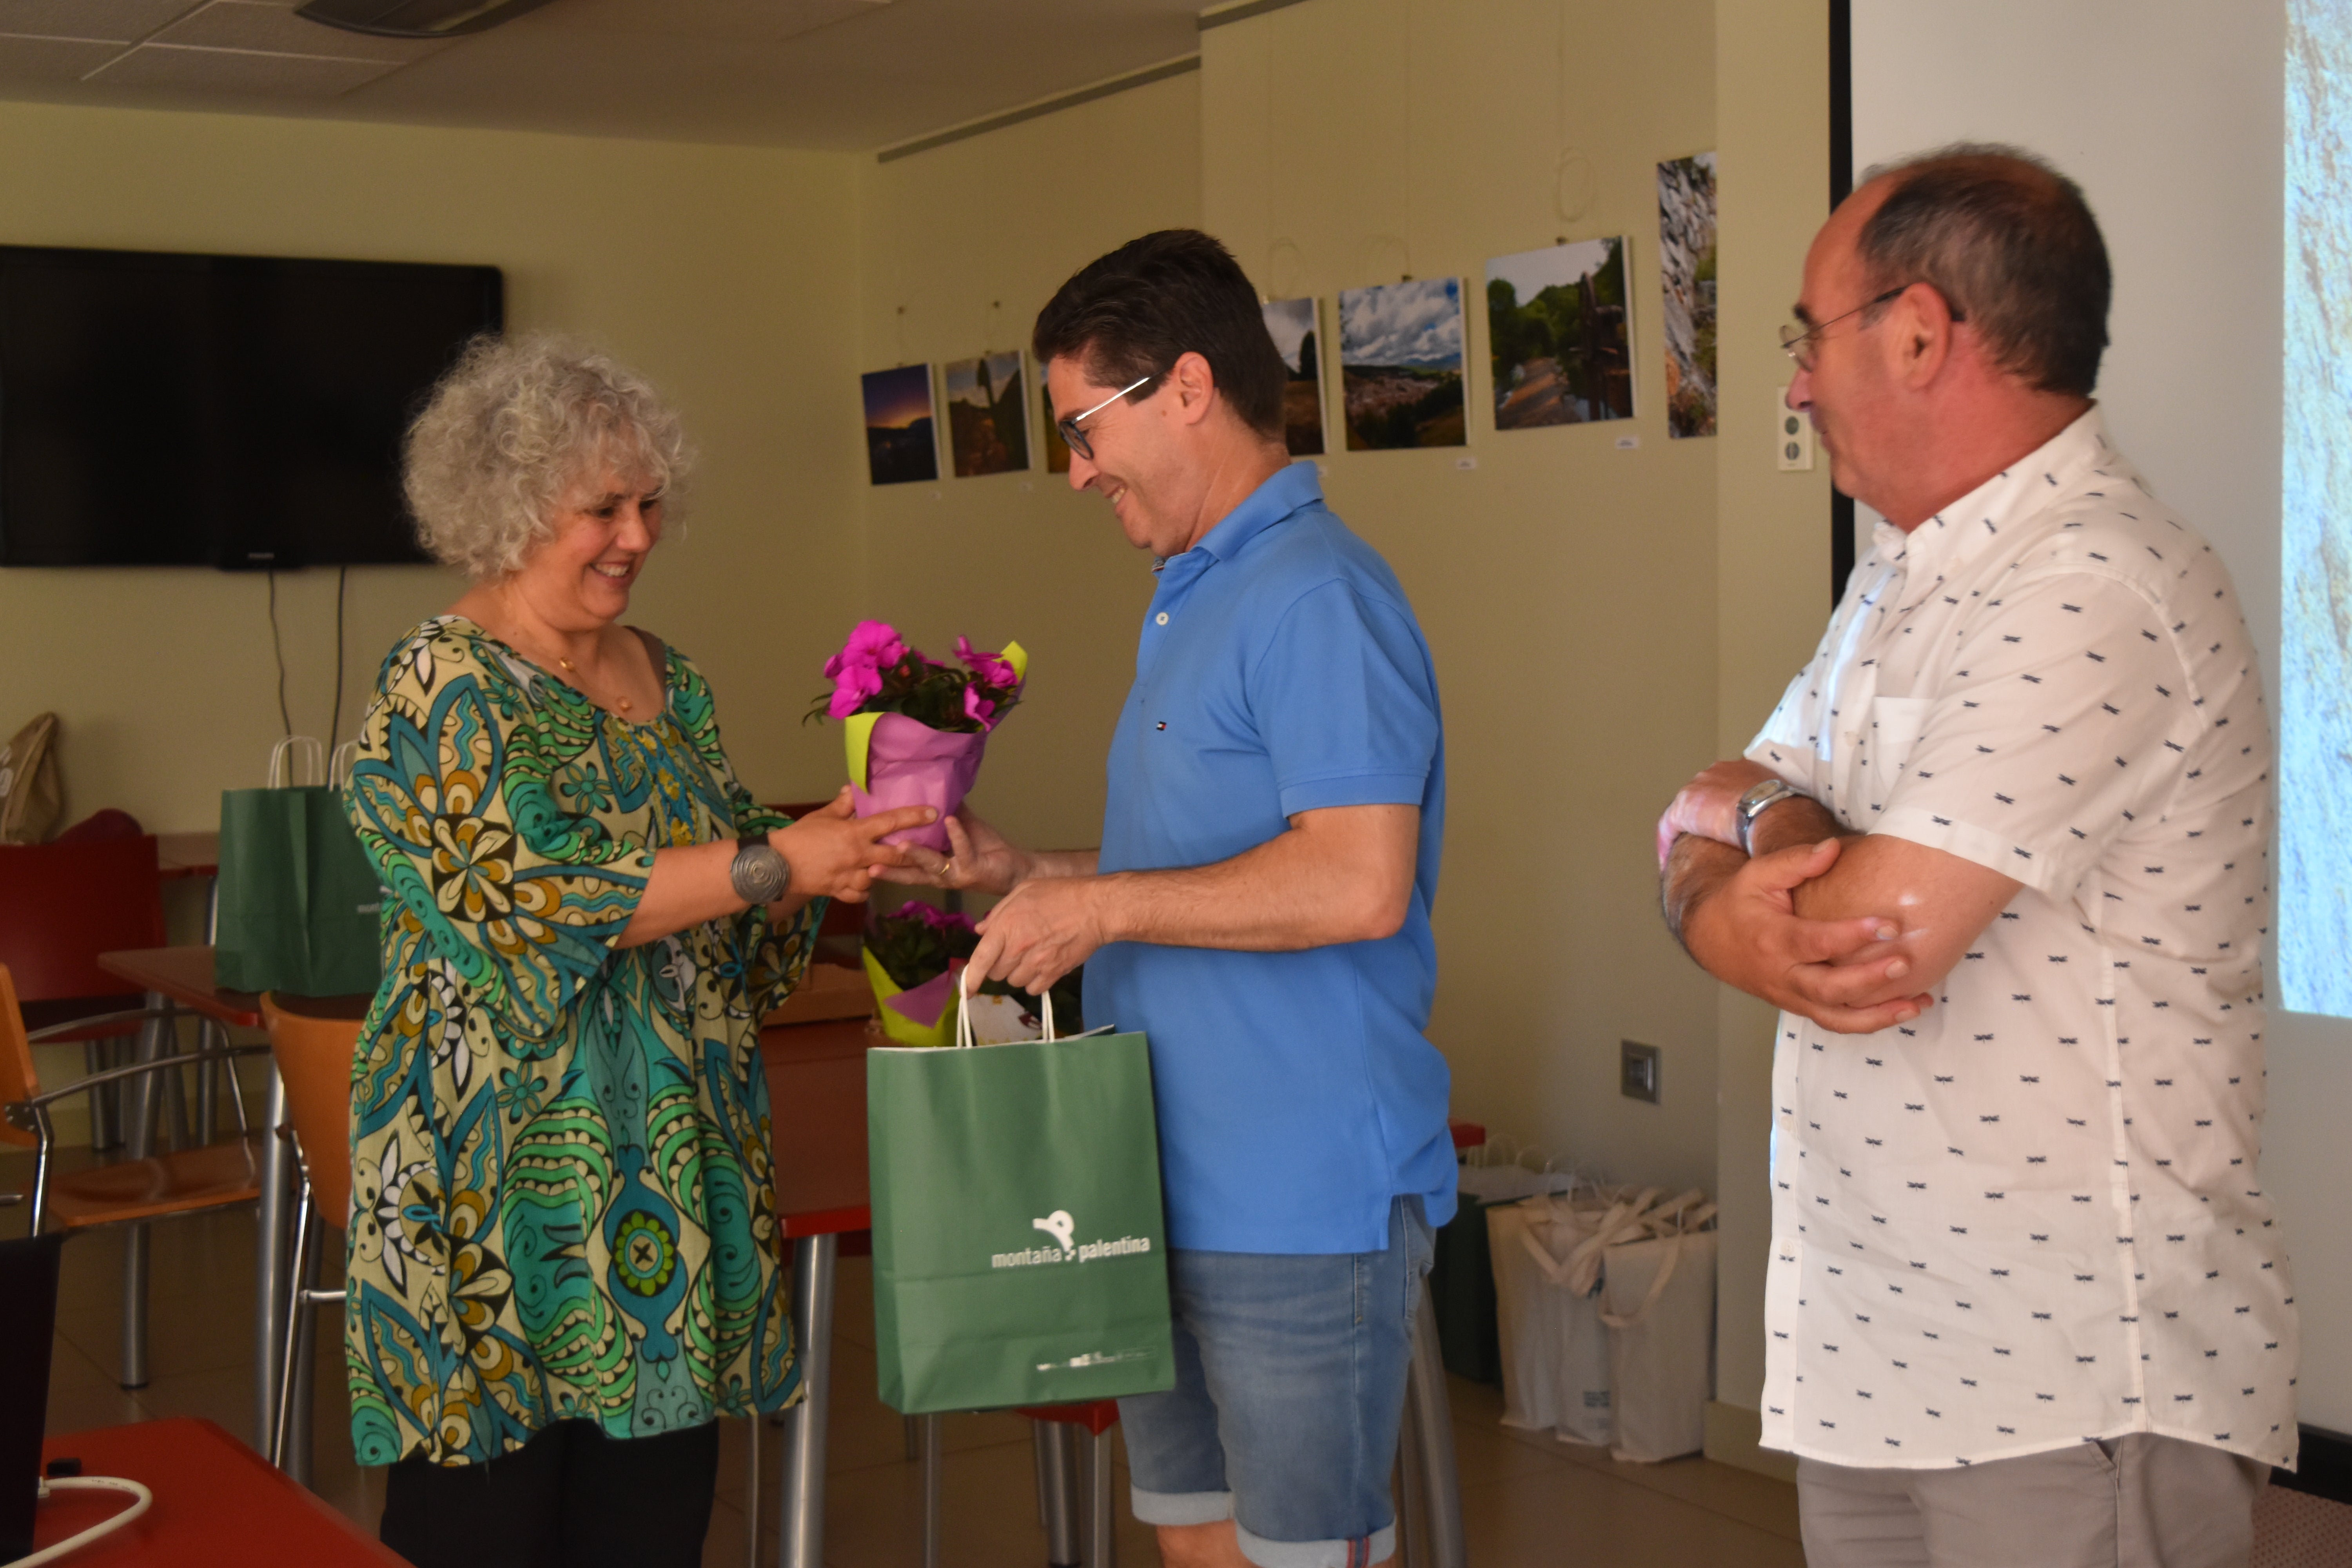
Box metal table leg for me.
[1085,1425,1114,1568]
[1401,1275,1466,1568]
[777,1233,837,1568]
[254,1067,293,1453]
[117,996,173,1390]
[918,1413,942,1568]
[1037,1422,1080,1568]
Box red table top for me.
[95,946,264,1029]
[35,1417,405,1565]
[155,831,220,880]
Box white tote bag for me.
[1523,1187,1666,1447]
[1486,1199,1565,1433]
[1599,1196,1719,1463]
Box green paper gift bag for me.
[214,738,383,997]
[868,993,1176,1414]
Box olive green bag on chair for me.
[867,992,1176,1414]
[214,738,384,997]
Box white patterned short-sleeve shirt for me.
[1746,410,2297,1471]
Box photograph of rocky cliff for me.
[1261,297,1327,456]
[1657,151,1719,439]
[944,350,1031,477]
[862,363,938,485]
[1487,237,1635,429]
[1339,278,1467,451]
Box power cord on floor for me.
[16,1474,154,1564]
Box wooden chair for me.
[261,994,363,1482]
[0,961,270,1388]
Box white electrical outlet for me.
[1775,389,1815,471]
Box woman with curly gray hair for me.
[339,333,929,1568]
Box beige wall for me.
[1710,0,1833,1432]
[0,100,866,831]
[1202,0,1722,1194]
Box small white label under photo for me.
[1454,455,1478,470]
[1613,434,1640,450]
[1775,389,1816,471]
[963,991,1040,1045]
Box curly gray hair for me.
[403,333,694,579]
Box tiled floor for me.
[4,1147,1804,1566]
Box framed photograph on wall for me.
[1657,151,1719,439]
[943,350,1031,477]
[862,364,939,485]
[1338,278,1467,450]
[1261,297,1327,456]
[1486,238,1635,428]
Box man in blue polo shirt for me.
[892,229,1452,1568]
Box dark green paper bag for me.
[214,741,382,997]
[868,1011,1176,1414]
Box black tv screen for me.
[0,245,503,569]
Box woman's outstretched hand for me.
[773,788,934,904]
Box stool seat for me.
[44,1132,263,1228]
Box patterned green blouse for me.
[340,615,817,1466]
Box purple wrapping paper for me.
[850,712,987,851]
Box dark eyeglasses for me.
[1779,283,1964,372]
[1055,376,1152,462]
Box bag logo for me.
[1033,1210,1075,1255]
[990,1207,1154,1269]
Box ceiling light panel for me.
[156,0,440,59]
[0,0,199,44]
[85,40,399,93]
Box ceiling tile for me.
[152,1,438,60]
[0,0,197,44]
[0,33,122,77]
[84,40,398,93]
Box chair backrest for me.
[0,965,41,1151]
[261,995,361,1227]
[0,837,165,1003]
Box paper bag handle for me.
[951,969,1058,1049]
[268,737,325,789]
[328,741,361,789]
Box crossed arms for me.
[1657,759,2022,1034]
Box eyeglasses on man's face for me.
[1778,283,1964,372]
[1056,376,1154,463]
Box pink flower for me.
[822,620,907,720]
[955,635,1020,692]
[824,620,907,684]
[963,686,996,730]
[826,664,881,718]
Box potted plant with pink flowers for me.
[808,620,1026,853]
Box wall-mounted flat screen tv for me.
[0,244,503,569]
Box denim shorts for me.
[1117,1196,1434,1568]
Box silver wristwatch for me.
[1735,777,1803,854]
[729,834,789,905]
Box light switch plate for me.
[1775,390,1815,471]
[1621,1039,1662,1104]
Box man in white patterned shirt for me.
[1658,145,2295,1568]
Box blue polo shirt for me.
[1087,461,1455,1256]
